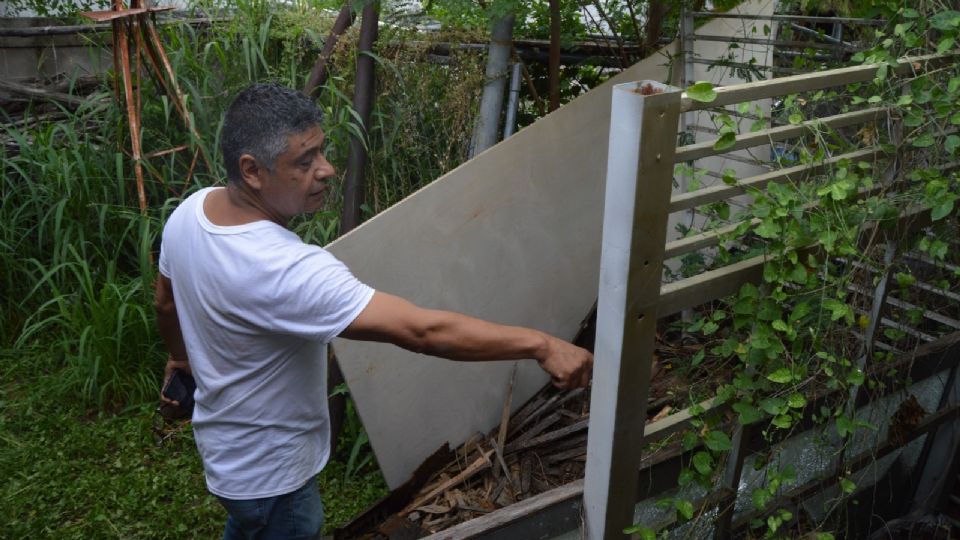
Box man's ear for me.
[238,154,264,190]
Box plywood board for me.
[328,0,774,488]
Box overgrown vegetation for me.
[629,1,960,538]
[1,1,491,534]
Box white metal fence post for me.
[583,81,681,540]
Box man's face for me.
[257,125,336,223]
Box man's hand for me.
[537,337,593,389]
[160,355,191,407]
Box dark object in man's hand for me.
[159,369,196,420]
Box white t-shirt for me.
[158,187,374,499]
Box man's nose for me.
[317,156,336,178]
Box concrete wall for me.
[0,17,111,83]
[329,0,777,489]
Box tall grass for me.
[2,2,487,409]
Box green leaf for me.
[847,368,865,386]
[767,368,793,384]
[733,401,763,424]
[714,131,736,151]
[945,135,960,155]
[940,37,958,54]
[788,113,803,125]
[896,94,913,106]
[816,534,836,540]
[692,451,713,476]
[623,524,656,539]
[836,415,855,438]
[931,200,955,221]
[772,414,793,429]
[675,499,694,520]
[840,477,856,494]
[913,133,936,148]
[759,397,786,415]
[704,430,733,452]
[752,488,772,509]
[755,219,781,239]
[691,349,705,367]
[788,393,806,408]
[686,81,717,103]
[771,319,789,332]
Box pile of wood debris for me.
[347,342,692,539]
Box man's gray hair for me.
[220,83,324,183]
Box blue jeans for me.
[216,477,324,540]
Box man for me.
[155,83,593,539]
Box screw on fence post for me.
[583,81,680,540]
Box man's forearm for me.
[411,309,549,363]
[157,309,189,363]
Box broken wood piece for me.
[416,504,452,514]
[504,418,590,454]
[520,454,533,496]
[490,440,517,496]
[651,404,673,422]
[406,449,494,512]
[512,411,563,445]
[494,364,517,479]
[544,446,588,465]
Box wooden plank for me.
[505,418,590,454]
[658,254,766,319]
[669,148,883,212]
[674,108,885,163]
[407,450,495,511]
[419,479,584,540]
[693,34,860,51]
[690,12,887,25]
[681,53,955,112]
[583,82,681,540]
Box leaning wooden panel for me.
[326,41,677,489]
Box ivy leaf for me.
[823,299,854,323]
[931,199,955,221]
[752,488,772,510]
[686,81,717,103]
[692,451,713,476]
[691,349,705,367]
[788,393,807,408]
[788,113,803,125]
[675,498,694,520]
[951,112,960,126]
[623,524,656,539]
[767,368,793,384]
[704,430,733,452]
[772,414,793,429]
[759,397,786,415]
[847,368,865,386]
[755,219,781,239]
[942,37,959,54]
[714,131,737,151]
[840,477,857,494]
[771,319,789,332]
[836,415,855,438]
[733,401,763,424]
[913,133,936,147]
[945,135,960,155]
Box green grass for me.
[0,349,387,538]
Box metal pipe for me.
[502,63,521,139]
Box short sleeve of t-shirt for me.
[255,244,374,343]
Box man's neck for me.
[204,183,287,228]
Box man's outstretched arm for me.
[340,291,593,389]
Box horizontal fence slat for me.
[663,220,756,260]
[690,12,887,25]
[657,254,767,318]
[674,108,886,163]
[681,53,955,112]
[670,147,884,212]
[693,34,861,52]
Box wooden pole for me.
[339,0,378,235]
[583,82,681,540]
[303,3,356,98]
[548,0,560,112]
